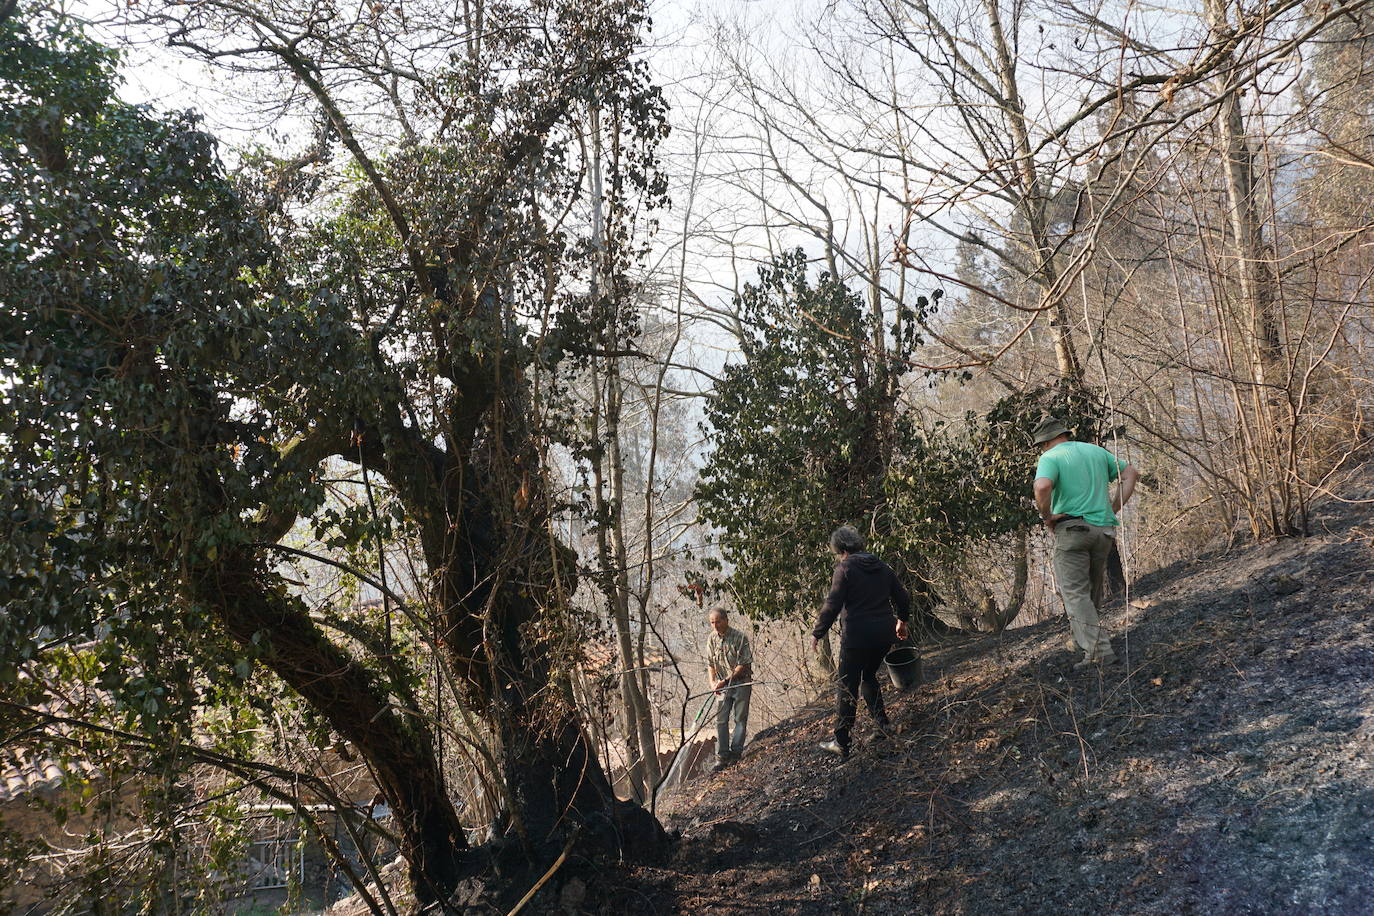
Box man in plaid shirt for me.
[707,609,753,772]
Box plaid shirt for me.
[707,628,753,683]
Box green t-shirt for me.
[1034,441,1127,528]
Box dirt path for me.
[579,475,1374,915]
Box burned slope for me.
[591,478,1374,915]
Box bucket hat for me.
[1032,416,1070,445]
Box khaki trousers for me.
[716,683,751,759]
[1052,521,1116,660]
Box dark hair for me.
[829,525,865,554]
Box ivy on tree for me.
[695,251,935,630]
[696,253,1112,635]
[1,1,670,907]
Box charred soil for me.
[553,474,1374,915]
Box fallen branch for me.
[506,826,581,916]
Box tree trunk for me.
[588,364,657,802]
[984,0,1084,384]
[605,377,662,795]
[1206,0,1295,536]
[426,434,668,875]
[585,101,661,800]
[495,655,667,868]
[191,551,469,907]
[985,531,1031,633]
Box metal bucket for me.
[885,643,922,691]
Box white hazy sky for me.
[61,0,1242,376]
[70,0,824,288]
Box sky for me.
[58,0,1254,388]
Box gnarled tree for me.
[1,1,667,908]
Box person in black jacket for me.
[812,525,911,760]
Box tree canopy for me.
[696,253,1113,633]
[2,1,669,906]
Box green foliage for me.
[885,382,1110,564]
[695,251,926,621]
[2,0,672,899]
[696,254,1110,622]
[0,5,286,709]
[0,12,307,884]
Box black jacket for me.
[812,553,911,649]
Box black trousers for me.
[835,645,890,748]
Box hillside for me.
[555,474,1374,915]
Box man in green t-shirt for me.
[1031,418,1140,669]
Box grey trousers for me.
[716,683,751,758]
[1052,521,1116,660]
